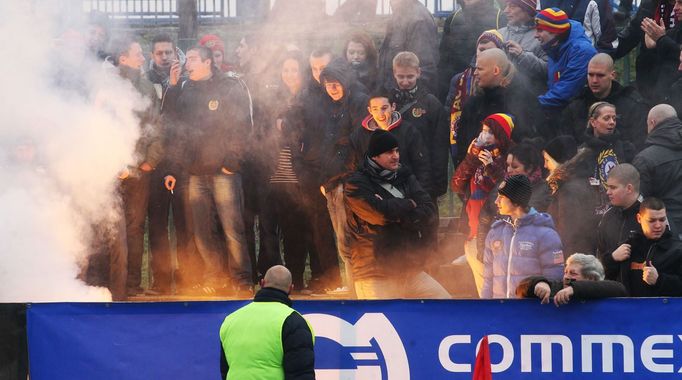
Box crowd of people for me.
[71,0,682,302]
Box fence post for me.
[178,0,198,51]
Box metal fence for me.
[81,0,458,25]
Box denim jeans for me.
[325,184,353,289]
[189,173,251,287]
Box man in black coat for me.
[163,46,253,295]
[632,104,682,235]
[456,48,541,164]
[389,52,450,199]
[604,197,682,297]
[597,164,643,280]
[563,54,649,149]
[344,130,450,299]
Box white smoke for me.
[0,3,143,302]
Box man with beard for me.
[344,130,450,299]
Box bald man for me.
[219,265,315,379]
[632,104,682,236]
[563,53,649,148]
[456,48,541,161]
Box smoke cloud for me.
[0,3,144,302]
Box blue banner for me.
[26,299,682,379]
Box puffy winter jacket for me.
[482,210,564,298]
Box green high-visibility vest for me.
[219,301,311,380]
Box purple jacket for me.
[482,209,565,298]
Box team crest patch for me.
[492,240,503,250]
[412,108,426,118]
[208,100,219,111]
[553,250,564,264]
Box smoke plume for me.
[0,3,143,302]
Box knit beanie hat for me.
[483,113,515,141]
[198,34,225,54]
[368,130,399,157]
[544,135,578,164]
[535,8,571,34]
[506,0,537,17]
[498,174,533,207]
[477,30,505,49]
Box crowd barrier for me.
[25,298,682,379]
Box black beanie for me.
[498,174,533,207]
[544,135,577,164]
[367,130,399,157]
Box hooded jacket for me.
[349,111,431,193]
[539,20,597,109]
[482,210,565,298]
[632,117,682,232]
[317,61,369,191]
[344,159,436,280]
[563,81,650,149]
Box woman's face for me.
[543,151,559,172]
[506,154,529,176]
[281,58,302,94]
[346,41,367,64]
[590,106,617,138]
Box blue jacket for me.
[539,20,597,109]
[482,209,564,298]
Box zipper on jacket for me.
[506,223,518,298]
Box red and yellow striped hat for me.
[535,8,570,35]
[484,113,515,140]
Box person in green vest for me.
[219,265,315,379]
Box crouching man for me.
[344,130,450,299]
[516,253,627,306]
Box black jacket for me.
[563,81,650,150]
[219,287,315,380]
[516,276,627,299]
[378,0,439,95]
[437,0,505,101]
[317,63,369,191]
[597,200,643,280]
[390,86,450,197]
[605,230,682,296]
[456,77,541,164]
[651,25,682,104]
[546,129,636,258]
[344,161,436,280]
[349,112,431,194]
[163,73,251,176]
[632,117,682,232]
[611,0,676,101]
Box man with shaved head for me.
[456,48,541,161]
[564,53,649,148]
[219,265,315,379]
[632,104,682,236]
